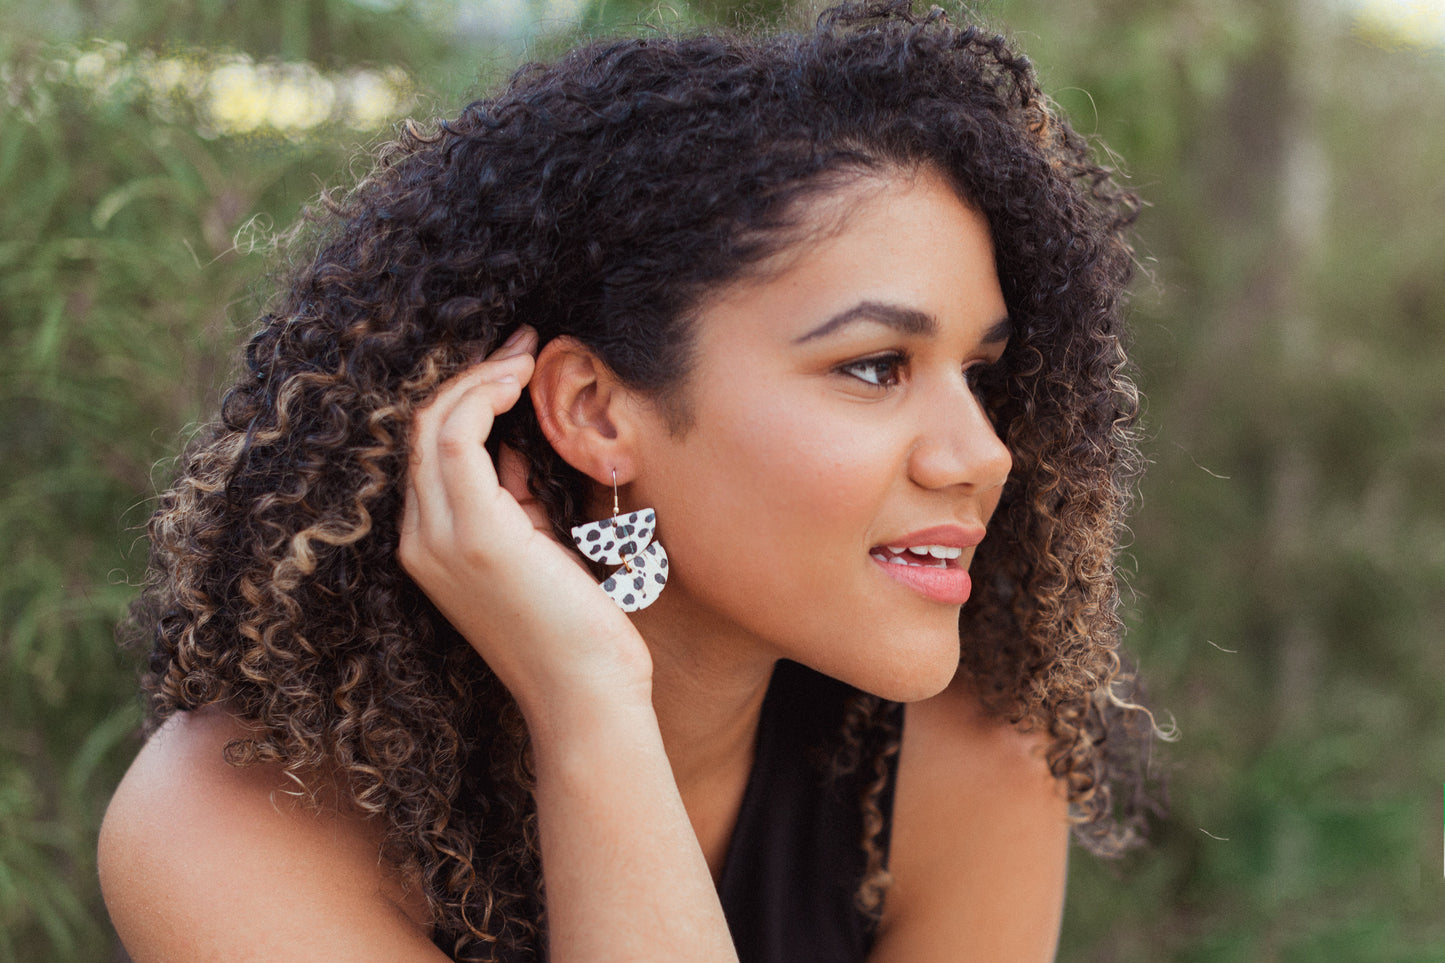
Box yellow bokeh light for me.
[1354,0,1445,49]
[264,63,336,133]
[206,60,269,134]
[141,56,207,99]
[73,51,108,85]
[340,68,404,131]
[56,42,410,139]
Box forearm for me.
[530,698,738,963]
[397,331,734,958]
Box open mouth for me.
[868,544,964,569]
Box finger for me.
[415,348,535,438]
[428,374,530,543]
[409,356,533,544]
[409,333,536,484]
[400,377,521,578]
[411,326,538,443]
[403,328,537,548]
[396,475,425,577]
[497,444,554,535]
[489,324,538,360]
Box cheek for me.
[641,399,965,700]
[648,399,897,619]
[676,403,890,548]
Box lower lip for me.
[871,555,972,605]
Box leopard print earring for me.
[570,469,668,612]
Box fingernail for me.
[499,327,526,350]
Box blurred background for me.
[1,0,1441,958]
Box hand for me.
[397,327,654,729]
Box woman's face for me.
[628,169,1012,702]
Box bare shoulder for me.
[869,677,1071,963]
[99,707,442,962]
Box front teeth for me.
[884,544,964,560]
[872,544,964,567]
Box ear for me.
[529,336,645,487]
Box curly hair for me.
[124,2,1161,958]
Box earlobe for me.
[529,336,637,485]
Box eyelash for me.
[838,351,1003,393]
[839,351,909,388]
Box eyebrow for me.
[792,300,1012,345]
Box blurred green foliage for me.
[1,0,1441,958]
[992,1,1445,958]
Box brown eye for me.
[841,353,906,388]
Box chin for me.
[824,630,962,704]
[868,664,960,704]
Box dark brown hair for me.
[126,2,1160,958]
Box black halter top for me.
[716,660,904,963]
[419,660,904,963]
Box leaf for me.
[91,176,183,231]
[66,703,143,798]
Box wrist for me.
[525,693,661,775]
[471,614,654,729]
[512,655,656,749]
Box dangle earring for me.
[570,469,668,612]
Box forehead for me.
[687,169,1005,346]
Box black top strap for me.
[717,660,904,963]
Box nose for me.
[906,382,1012,493]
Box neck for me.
[638,604,776,786]
[651,647,773,785]
[631,600,777,879]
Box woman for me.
[100,2,1160,959]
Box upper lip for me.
[871,525,986,550]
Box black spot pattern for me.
[570,510,668,611]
